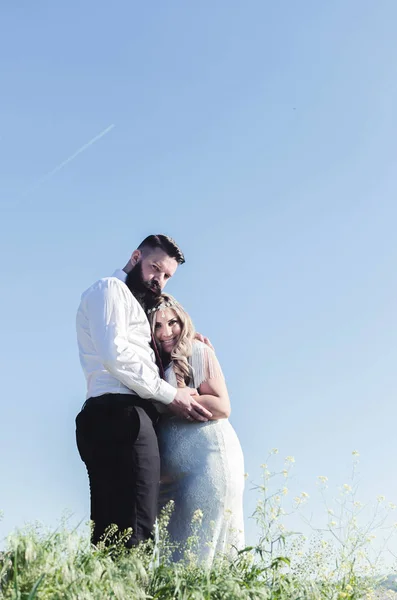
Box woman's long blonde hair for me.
[148,293,196,387]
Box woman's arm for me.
[192,376,231,420]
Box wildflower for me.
[282,469,288,477]
[318,476,328,484]
[389,503,397,510]
[328,508,334,515]
[285,455,295,463]
[260,463,267,469]
[294,496,302,505]
[377,495,386,503]
[343,484,352,493]
[353,501,362,508]
[275,495,281,503]
[352,450,360,456]
[244,473,249,479]
[282,487,288,496]
[330,520,337,527]
[271,448,279,454]
[192,509,203,523]
[301,492,309,499]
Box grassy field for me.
[2,452,396,599]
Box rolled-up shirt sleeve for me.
[84,278,176,405]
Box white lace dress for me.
[156,341,245,565]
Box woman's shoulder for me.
[191,339,216,358]
[191,339,215,364]
[190,340,223,386]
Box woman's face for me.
[154,308,182,353]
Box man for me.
[75,234,212,547]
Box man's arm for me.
[85,278,176,404]
[84,278,212,420]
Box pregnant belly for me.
[157,418,243,479]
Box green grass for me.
[1,452,396,599]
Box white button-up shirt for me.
[76,269,176,404]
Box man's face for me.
[135,247,179,294]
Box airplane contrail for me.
[22,123,115,195]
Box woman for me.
[148,294,245,565]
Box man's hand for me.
[195,332,214,351]
[169,387,213,422]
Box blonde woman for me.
[148,294,245,565]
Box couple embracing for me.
[75,234,244,565]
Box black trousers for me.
[75,393,160,547]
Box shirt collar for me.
[112,269,128,283]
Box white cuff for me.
[154,380,177,405]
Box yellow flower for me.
[244,473,249,479]
[282,487,288,496]
[330,520,337,527]
[343,484,352,493]
[285,456,295,464]
[192,509,203,523]
[294,496,302,505]
[301,492,309,499]
[271,448,279,454]
[318,476,328,484]
[282,469,288,477]
[377,495,386,503]
[389,503,397,510]
[352,450,360,456]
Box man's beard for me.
[125,262,161,312]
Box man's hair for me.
[138,234,185,265]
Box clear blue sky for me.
[1,1,397,548]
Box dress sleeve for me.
[190,342,225,389]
